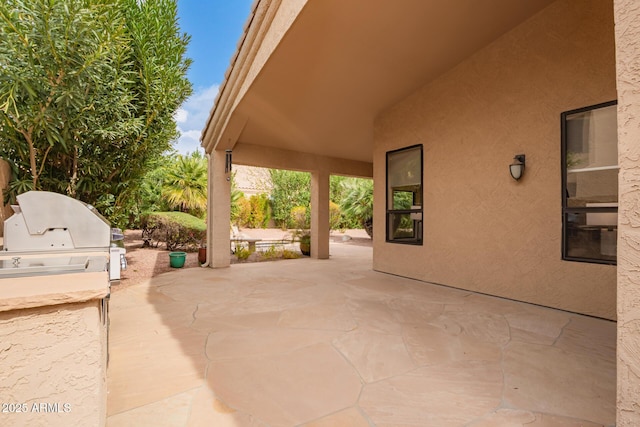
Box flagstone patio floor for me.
[106,242,616,427]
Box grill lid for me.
[3,191,111,252]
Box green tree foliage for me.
[247,193,271,228]
[268,169,373,231]
[330,175,348,207]
[136,160,172,216]
[329,201,341,230]
[269,169,310,228]
[340,178,373,237]
[289,205,310,250]
[230,171,244,224]
[290,205,309,230]
[161,151,207,218]
[234,196,251,227]
[232,193,271,229]
[0,0,192,226]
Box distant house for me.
[200,0,640,420]
[233,165,272,197]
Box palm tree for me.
[162,152,207,217]
[341,179,373,238]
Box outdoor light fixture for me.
[225,149,232,174]
[509,154,526,181]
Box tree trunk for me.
[25,131,38,189]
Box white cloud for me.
[174,84,220,155]
[174,108,188,123]
[182,129,202,140]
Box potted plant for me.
[298,232,311,256]
[198,242,207,265]
[169,251,187,268]
[290,206,311,256]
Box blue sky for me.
[174,0,254,154]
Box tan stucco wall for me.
[0,159,12,238]
[233,142,373,178]
[373,0,617,319]
[614,0,640,423]
[0,300,107,426]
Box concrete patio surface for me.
[106,242,616,427]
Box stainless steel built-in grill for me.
[0,191,113,423]
[1,191,122,280]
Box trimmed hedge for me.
[141,211,206,251]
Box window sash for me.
[561,101,617,265]
[386,145,423,245]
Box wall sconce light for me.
[509,154,525,181]
[225,149,232,174]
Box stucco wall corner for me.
[617,325,640,424]
[619,320,640,374]
[615,0,640,424]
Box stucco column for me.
[208,150,231,268]
[310,169,330,259]
[615,1,640,424]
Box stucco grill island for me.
[0,191,112,426]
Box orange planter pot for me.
[198,247,207,264]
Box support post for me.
[207,150,231,268]
[310,169,330,259]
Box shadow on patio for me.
[106,242,616,426]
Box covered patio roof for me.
[202,0,555,163]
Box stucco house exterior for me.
[233,164,272,197]
[201,0,640,422]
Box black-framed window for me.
[386,145,423,244]
[561,100,617,265]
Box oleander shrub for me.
[140,211,206,251]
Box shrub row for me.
[140,211,206,251]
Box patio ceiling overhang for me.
[201,0,555,164]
